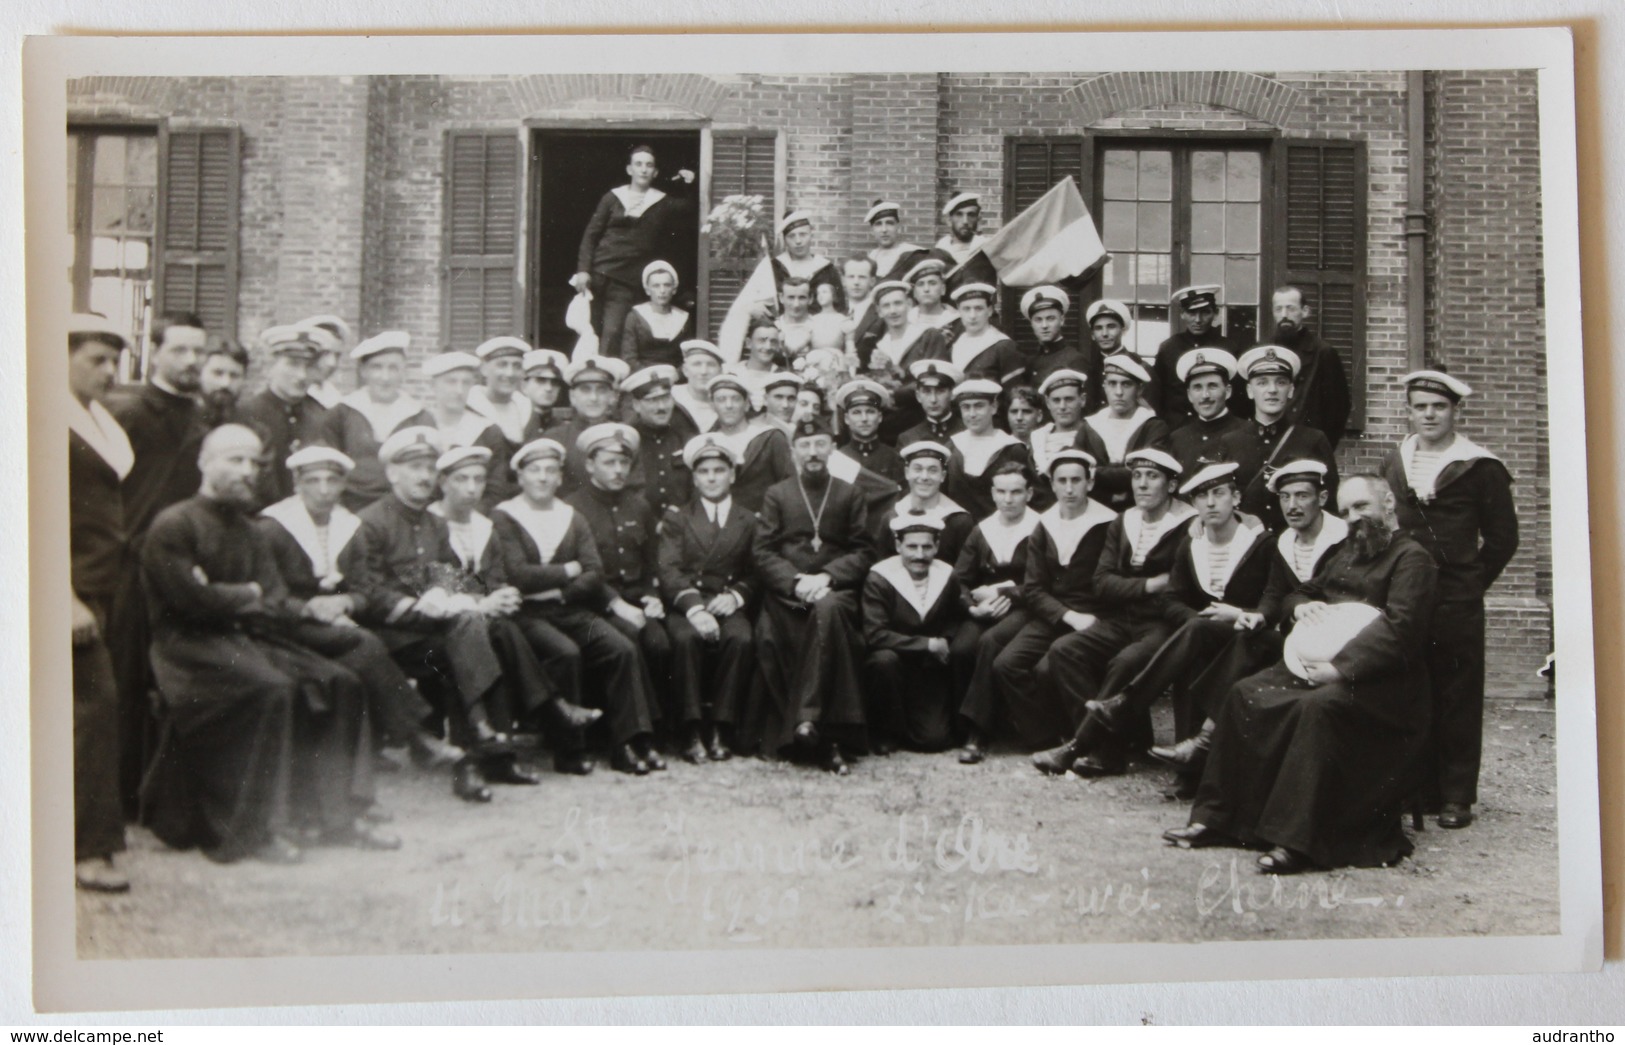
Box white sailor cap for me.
[436,444,492,475]
[951,378,1004,403]
[1402,369,1472,402]
[510,438,567,471]
[475,336,531,362]
[621,364,679,399]
[1101,352,1152,385]
[864,200,901,225]
[1038,368,1088,397]
[950,282,998,305]
[261,324,322,359]
[1173,284,1222,312]
[705,374,751,401]
[1237,345,1301,380]
[377,426,443,466]
[1267,459,1331,493]
[680,339,725,363]
[576,422,640,458]
[1125,448,1183,478]
[899,440,951,465]
[1047,447,1097,476]
[1175,348,1239,384]
[285,445,356,475]
[299,326,343,353]
[903,257,948,284]
[641,260,679,287]
[778,209,813,237]
[942,191,980,217]
[762,371,805,392]
[67,313,129,350]
[909,359,965,388]
[1021,286,1071,319]
[422,351,482,378]
[1085,299,1133,329]
[352,330,411,362]
[872,279,913,303]
[1180,461,1241,498]
[682,433,738,471]
[522,348,570,377]
[832,378,893,413]
[565,355,631,387]
[298,314,352,345]
[890,511,946,536]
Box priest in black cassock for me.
[1165,473,1438,875]
[861,514,977,753]
[752,417,877,773]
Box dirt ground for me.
[77,688,1560,958]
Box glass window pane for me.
[1192,150,1226,202]
[1137,201,1170,251]
[1103,253,1135,300]
[1226,256,1259,304]
[1191,202,1225,254]
[125,187,156,233]
[1138,150,1172,201]
[1103,201,1138,252]
[91,187,126,233]
[1227,151,1262,202]
[1130,306,1169,360]
[123,239,150,271]
[1136,253,1170,302]
[1227,203,1260,253]
[125,135,158,187]
[1102,149,1137,200]
[1191,253,1225,290]
[94,135,126,185]
[91,236,123,270]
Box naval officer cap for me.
[1038,368,1088,397]
[576,422,640,459]
[680,339,725,363]
[1085,299,1134,330]
[621,364,679,399]
[261,324,322,360]
[510,437,567,472]
[1402,369,1473,402]
[1020,285,1071,320]
[682,433,738,471]
[762,371,805,393]
[475,336,531,362]
[1047,447,1097,476]
[1237,345,1302,380]
[1268,459,1331,493]
[436,445,492,475]
[285,445,356,476]
[1125,447,1183,479]
[1102,352,1152,385]
[890,511,946,537]
[899,440,951,465]
[950,282,998,306]
[872,279,913,303]
[942,191,981,217]
[565,355,631,387]
[298,314,353,345]
[352,330,411,362]
[909,359,965,388]
[833,378,893,413]
[378,426,443,466]
[1180,461,1241,498]
[1175,348,1239,384]
[951,378,1003,403]
[67,313,129,351]
[523,348,570,377]
[1173,284,1222,313]
[864,200,901,225]
[422,351,483,378]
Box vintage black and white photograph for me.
[23,28,1600,1010]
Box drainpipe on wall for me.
[1406,70,1430,371]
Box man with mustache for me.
[1165,348,1246,478]
[197,340,248,428]
[1268,285,1352,450]
[1151,285,1248,431]
[1379,370,1518,830]
[1219,345,1338,532]
[1164,473,1438,876]
[621,364,692,518]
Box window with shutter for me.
[1273,139,1368,429]
[443,130,521,349]
[155,125,240,345]
[1003,137,1093,351]
[705,131,779,339]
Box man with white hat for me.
[1167,473,1438,875]
[467,335,535,455]
[877,441,974,566]
[409,351,514,510]
[945,378,1030,521]
[984,286,1094,396]
[904,257,959,332]
[657,434,760,763]
[235,324,332,506]
[518,348,571,440]
[945,282,1015,378]
[834,379,905,490]
[542,354,632,495]
[861,514,977,754]
[1379,370,1518,830]
[296,315,352,410]
[865,200,931,283]
[1084,298,1146,412]
[856,281,951,424]
[706,373,795,512]
[620,260,693,371]
[928,190,997,291]
[718,208,840,362]
[1220,344,1337,531]
[317,330,424,511]
[621,364,692,517]
[1166,348,1246,477]
[669,339,723,439]
[1153,284,1248,430]
[1028,368,1093,496]
[760,371,805,440]
[895,359,965,448]
[1080,353,1169,512]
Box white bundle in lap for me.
[565,289,600,362]
[1283,601,1382,681]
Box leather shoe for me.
[452,759,493,803]
[1150,724,1213,771]
[1161,823,1230,849]
[549,698,604,732]
[680,727,709,765]
[821,741,850,776]
[1437,802,1475,829]
[255,835,305,865]
[410,733,464,769]
[1083,693,1132,735]
[553,751,595,776]
[75,856,130,894]
[1257,847,1315,875]
[1031,739,1080,776]
[611,743,650,775]
[1071,747,1125,778]
[704,724,732,762]
[484,757,542,785]
[793,720,819,749]
[636,739,667,772]
[958,739,985,765]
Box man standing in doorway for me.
[1269,285,1352,450]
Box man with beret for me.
[1046,461,1273,779]
[1085,298,1146,413]
[1029,368,1093,505]
[1380,370,1519,830]
[1269,285,1352,450]
[861,514,977,754]
[468,336,535,458]
[991,448,1119,750]
[834,379,905,490]
[752,417,878,773]
[318,331,424,511]
[1029,447,1196,773]
[1220,345,1338,532]
[1166,348,1246,478]
[232,325,329,506]
[1081,353,1169,512]
[519,348,571,442]
[878,441,974,565]
[669,339,723,439]
[494,437,664,776]
[1153,285,1248,430]
[543,354,632,496]
[1167,473,1438,875]
[658,434,759,763]
[946,282,1015,379]
[67,315,134,891]
[621,364,691,517]
[892,359,964,449]
[946,378,1031,521]
[409,352,515,510]
[865,200,932,283]
[706,373,796,513]
[928,191,998,292]
[985,286,1095,397]
[857,281,951,433]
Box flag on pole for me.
[959,176,1109,288]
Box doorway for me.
[529,128,703,350]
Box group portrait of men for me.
[65,168,1520,896]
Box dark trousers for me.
[287,621,432,748]
[957,608,1030,735]
[73,607,124,862]
[992,617,1071,749]
[1426,596,1488,806]
[591,275,640,361]
[609,613,672,729]
[106,556,155,820]
[513,604,655,745]
[1042,617,1171,749]
[865,625,978,752]
[667,611,753,725]
[1097,617,1269,744]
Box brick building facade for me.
[63,69,1549,683]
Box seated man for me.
[140,426,387,864]
[1221,345,1337,532]
[621,364,691,518]
[1082,354,1169,512]
[945,378,1030,521]
[544,355,632,494]
[1041,461,1272,779]
[861,514,977,754]
[992,448,1118,750]
[953,460,1041,764]
[658,434,759,763]
[833,378,905,490]
[877,440,973,563]
[1029,448,1195,773]
[752,417,878,774]
[493,437,663,775]
[705,373,795,513]
[1164,474,1437,875]
[1166,349,1245,477]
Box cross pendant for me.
[810,534,822,552]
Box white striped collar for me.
[1039,498,1118,566]
[871,556,954,619]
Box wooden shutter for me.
[704,131,779,339]
[1002,136,1094,350]
[155,125,240,339]
[1273,139,1368,429]
[443,130,521,348]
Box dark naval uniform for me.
[1220,419,1338,532]
[1274,324,1353,450]
[861,557,977,751]
[658,497,758,730]
[1166,411,1247,478]
[838,434,906,491]
[951,510,1042,737]
[235,388,329,505]
[1152,329,1247,430]
[629,420,691,517]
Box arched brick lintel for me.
[508,73,733,119]
[1065,71,1301,128]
